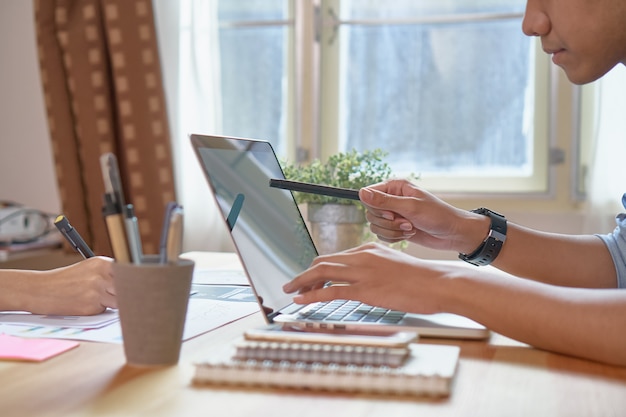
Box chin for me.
[562,63,618,85]
[564,73,596,85]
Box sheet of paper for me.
[0,322,122,344]
[192,269,249,285]
[0,309,118,329]
[0,299,259,344]
[0,333,79,361]
[183,251,249,285]
[191,285,256,302]
[181,251,242,270]
[182,298,259,341]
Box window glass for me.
[217,1,289,154]
[334,1,534,179]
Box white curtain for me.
[154,0,232,252]
[582,65,626,234]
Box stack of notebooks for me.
[192,325,460,397]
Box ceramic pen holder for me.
[112,256,194,367]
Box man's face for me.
[523,0,626,84]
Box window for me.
[320,1,551,193]
[170,0,553,196]
[216,0,292,156]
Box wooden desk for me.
[2,253,626,416]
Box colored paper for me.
[0,333,79,361]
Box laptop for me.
[190,133,489,339]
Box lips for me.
[543,47,564,55]
[552,50,566,65]
[543,47,566,64]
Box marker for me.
[269,178,360,201]
[54,215,95,259]
[123,204,143,264]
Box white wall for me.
[0,1,60,214]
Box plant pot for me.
[307,204,366,255]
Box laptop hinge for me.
[267,311,281,322]
[268,303,305,322]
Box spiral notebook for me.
[193,343,460,397]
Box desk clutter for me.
[0,201,62,261]
[193,326,460,397]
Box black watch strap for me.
[458,208,507,266]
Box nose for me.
[522,1,550,37]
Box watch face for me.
[471,207,504,218]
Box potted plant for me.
[281,149,394,254]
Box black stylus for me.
[269,179,360,201]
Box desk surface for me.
[2,252,626,417]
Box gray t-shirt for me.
[597,193,626,288]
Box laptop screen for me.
[191,134,318,317]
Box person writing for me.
[283,0,626,366]
[0,257,117,315]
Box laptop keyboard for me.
[297,300,406,324]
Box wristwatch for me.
[458,208,507,266]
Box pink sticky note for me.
[0,333,79,362]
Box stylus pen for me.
[54,215,95,259]
[269,179,360,201]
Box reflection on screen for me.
[193,136,317,317]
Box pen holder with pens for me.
[112,255,195,367]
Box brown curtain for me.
[33,0,176,257]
